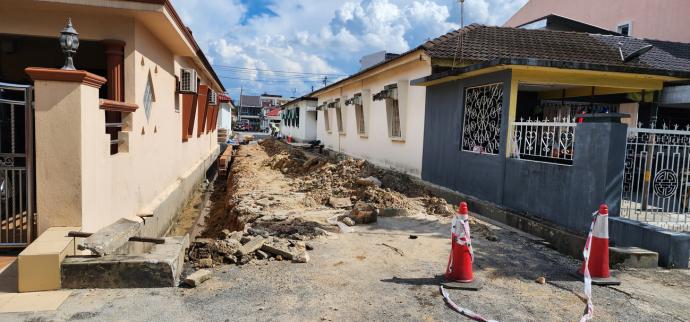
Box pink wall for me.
[504,0,690,42]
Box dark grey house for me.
[412,25,690,267]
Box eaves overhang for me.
[411,58,690,87]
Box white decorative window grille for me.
[143,72,155,120]
[461,83,503,154]
[511,118,576,165]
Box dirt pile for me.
[259,140,455,217]
[189,139,460,268]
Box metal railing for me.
[621,125,690,232]
[510,118,576,165]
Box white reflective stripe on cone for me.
[592,214,609,239]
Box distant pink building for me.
[505,0,690,42]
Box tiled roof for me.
[423,24,690,74]
[645,39,690,61]
[217,93,232,103]
[266,108,281,117]
[239,95,261,107]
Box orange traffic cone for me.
[443,202,482,290]
[578,204,620,285]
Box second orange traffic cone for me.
[578,204,620,286]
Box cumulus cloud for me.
[171,0,527,97]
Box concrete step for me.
[61,235,189,289]
[610,246,659,268]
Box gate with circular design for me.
[622,127,690,232]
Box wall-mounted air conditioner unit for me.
[209,90,218,104]
[179,68,198,93]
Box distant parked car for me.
[234,120,251,131]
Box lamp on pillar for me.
[59,18,79,70]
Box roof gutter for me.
[411,58,690,86]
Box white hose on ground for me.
[440,285,498,322]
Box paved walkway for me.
[0,252,71,314]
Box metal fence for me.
[510,118,576,165]
[621,126,690,232]
[0,82,35,247]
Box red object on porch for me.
[579,204,611,279]
[287,136,292,143]
[445,202,475,283]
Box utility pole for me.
[459,0,465,28]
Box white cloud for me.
[172,0,527,97]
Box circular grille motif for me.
[653,169,678,198]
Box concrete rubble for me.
[186,139,463,268]
[184,269,212,287]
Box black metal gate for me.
[0,82,35,247]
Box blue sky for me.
[171,0,528,99]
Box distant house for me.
[265,107,281,129]
[238,95,262,131]
[0,0,225,291]
[260,93,287,130]
[280,97,318,143]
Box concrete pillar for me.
[25,67,107,234]
[572,114,629,230]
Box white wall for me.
[315,59,430,177]
[218,102,233,130]
[281,99,318,142]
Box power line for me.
[212,64,348,77]
[218,76,326,84]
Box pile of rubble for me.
[188,227,316,268]
[188,139,459,268]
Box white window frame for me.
[353,93,365,135]
[379,81,408,141]
[336,97,346,135]
[386,97,401,139]
[616,21,632,36]
[323,103,332,133]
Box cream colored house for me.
[0,0,225,291]
[312,53,430,176]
